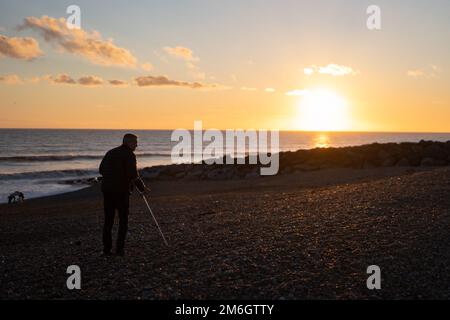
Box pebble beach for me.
[2,163,450,299]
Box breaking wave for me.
[0,169,98,180]
[0,152,171,162]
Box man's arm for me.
[125,152,146,192]
[125,152,138,180]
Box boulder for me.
[185,167,203,179]
[164,165,185,176]
[244,171,259,179]
[381,157,397,167]
[136,141,450,181]
[377,149,390,162]
[406,153,422,166]
[421,157,447,166]
[175,172,186,178]
[292,164,319,172]
[206,168,232,180]
[423,144,446,160]
[140,167,162,179]
[396,158,410,166]
[362,160,376,169]
[420,157,435,166]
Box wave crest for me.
[0,152,171,162]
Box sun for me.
[296,89,351,131]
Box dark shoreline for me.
[3,140,450,206]
[6,139,449,205]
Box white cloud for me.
[141,62,153,71]
[286,89,308,96]
[135,75,220,90]
[431,65,439,72]
[0,34,43,60]
[265,88,275,93]
[241,87,257,91]
[303,64,358,76]
[303,67,314,76]
[43,74,106,86]
[19,16,137,67]
[194,72,206,80]
[407,65,441,79]
[164,46,198,62]
[78,75,104,86]
[44,74,76,85]
[406,70,425,78]
[319,64,356,76]
[163,45,207,80]
[0,74,24,85]
[109,79,128,86]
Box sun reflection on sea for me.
[314,133,330,148]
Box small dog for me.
[8,191,25,204]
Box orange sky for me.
[1,1,449,132]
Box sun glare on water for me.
[297,89,351,132]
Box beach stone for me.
[280,166,293,174]
[362,160,376,169]
[421,157,447,166]
[421,157,436,166]
[445,141,450,151]
[245,171,259,179]
[423,144,446,160]
[396,158,410,166]
[207,168,231,180]
[407,154,423,166]
[135,141,450,180]
[164,165,184,177]
[183,175,199,181]
[411,144,423,153]
[377,149,390,161]
[293,164,319,172]
[382,157,397,167]
[435,160,448,166]
[186,167,203,177]
[141,168,161,179]
[175,172,185,178]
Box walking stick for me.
[140,192,169,246]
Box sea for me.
[1,129,450,203]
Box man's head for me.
[123,133,138,151]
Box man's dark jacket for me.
[99,144,144,194]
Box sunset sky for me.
[1,0,449,131]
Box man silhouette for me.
[99,133,148,256]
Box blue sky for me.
[2,0,449,82]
